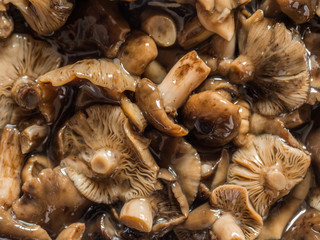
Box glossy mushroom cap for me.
[229,11,310,116]
[58,105,159,204]
[228,134,311,217]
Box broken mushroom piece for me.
[12,167,90,236]
[117,31,158,75]
[21,155,54,184]
[5,0,74,35]
[229,11,310,116]
[56,223,85,240]
[0,126,24,209]
[0,34,61,132]
[182,91,241,147]
[58,104,159,204]
[20,124,50,154]
[0,207,51,240]
[38,58,137,100]
[228,134,311,217]
[282,209,320,239]
[0,7,13,39]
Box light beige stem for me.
[90,149,119,175]
[212,213,245,240]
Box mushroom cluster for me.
[0,0,320,239]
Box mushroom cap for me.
[209,185,263,240]
[231,13,310,116]
[228,134,311,217]
[38,58,137,97]
[0,33,61,132]
[7,0,74,35]
[282,209,320,240]
[58,104,159,204]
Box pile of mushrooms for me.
[1,0,320,239]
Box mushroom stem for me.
[0,10,13,39]
[265,168,287,191]
[20,124,50,154]
[229,55,255,84]
[90,149,120,175]
[120,198,153,233]
[212,213,245,240]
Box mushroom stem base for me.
[212,213,245,240]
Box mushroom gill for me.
[58,104,159,204]
[229,10,310,116]
[228,134,311,217]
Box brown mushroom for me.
[38,58,137,100]
[306,127,320,177]
[228,134,311,217]
[58,104,159,204]
[0,126,23,209]
[211,149,230,190]
[20,124,50,154]
[282,209,320,239]
[0,207,51,240]
[307,187,320,211]
[21,155,54,184]
[276,0,317,24]
[117,31,158,75]
[229,10,310,116]
[4,0,74,35]
[0,5,13,38]
[0,33,61,133]
[208,33,236,59]
[258,169,312,239]
[56,223,85,240]
[141,9,177,47]
[142,60,167,84]
[180,185,263,240]
[12,167,90,236]
[182,91,241,147]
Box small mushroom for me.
[117,31,158,75]
[0,207,51,240]
[207,33,236,59]
[276,0,317,24]
[180,185,263,240]
[307,187,320,211]
[281,209,320,239]
[21,155,54,184]
[12,167,90,236]
[0,126,24,209]
[211,149,230,190]
[5,0,74,35]
[258,169,312,239]
[58,105,159,204]
[141,9,177,47]
[20,124,50,154]
[306,127,320,177]
[38,58,137,100]
[228,134,311,217]
[56,223,85,240]
[0,7,13,38]
[0,33,61,133]
[142,60,167,84]
[229,10,310,116]
[182,91,241,147]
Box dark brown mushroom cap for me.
[38,58,137,99]
[58,104,159,204]
[6,0,74,35]
[209,185,263,240]
[0,33,61,132]
[229,12,310,116]
[228,134,311,217]
[12,167,90,236]
[182,91,241,147]
[282,209,320,240]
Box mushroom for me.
[12,167,90,236]
[0,126,24,209]
[307,187,320,211]
[228,10,310,116]
[211,149,230,190]
[56,223,85,240]
[0,33,61,133]
[58,104,159,204]
[117,31,158,75]
[21,155,54,184]
[258,169,312,239]
[20,124,50,154]
[0,207,51,240]
[0,5,13,38]
[180,185,263,240]
[142,60,167,84]
[228,134,311,217]
[306,127,320,177]
[4,0,74,35]
[281,209,320,239]
[182,91,241,147]
[276,0,317,24]
[38,58,137,101]
[141,9,177,47]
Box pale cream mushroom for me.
[142,60,167,84]
[228,134,311,217]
